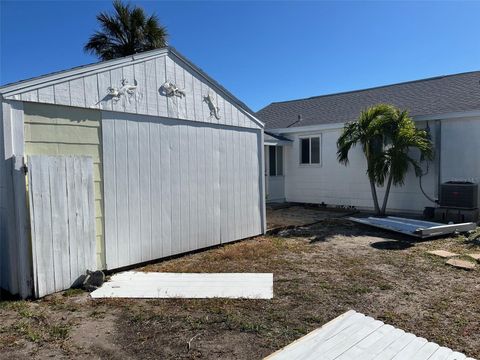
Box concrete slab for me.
[426,250,459,258]
[446,259,476,270]
[466,253,480,262]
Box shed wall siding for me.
[23,103,105,268]
[283,121,439,213]
[5,53,260,130]
[102,111,263,270]
[0,99,9,292]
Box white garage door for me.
[102,111,263,269]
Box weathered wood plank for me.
[122,65,137,114]
[20,90,38,102]
[114,117,130,267]
[144,60,158,116]
[138,120,152,261]
[155,56,168,117]
[101,116,117,269]
[159,121,172,256]
[49,157,69,291]
[38,86,55,104]
[196,126,207,248]
[65,157,79,282]
[212,127,221,244]
[149,121,162,259]
[174,62,187,119]
[187,125,198,251]
[179,123,190,252]
[134,62,147,114]
[84,75,99,108]
[97,71,112,111]
[126,119,141,264]
[169,124,181,255]
[69,78,86,108]
[53,82,70,106]
[165,56,178,119]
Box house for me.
[0,47,266,298]
[258,71,480,212]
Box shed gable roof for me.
[1,47,263,129]
[257,71,480,129]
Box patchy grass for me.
[1,218,479,359]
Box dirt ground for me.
[1,212,479,359]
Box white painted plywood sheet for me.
[90,271,273,299]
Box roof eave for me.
[266,109,480,134]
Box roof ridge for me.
[0,47,171,90]
[268,70,480,106]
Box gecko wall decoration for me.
[161,82,186,98]
[204,93,221,120]
[107,79,138,102]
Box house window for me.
[269,146,283,176]
[300,136,321,165]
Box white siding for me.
[0,99,9,293]
[282,121,440,213]
[28,155,96,298]
[102,111,263,270]
[0,100,32,297]
[441,116,480,206]
[3,53,261,130]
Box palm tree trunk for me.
[369,177,381,215]
[380,173,393,216]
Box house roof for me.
[257,71,480,130]
[0,47,259,123]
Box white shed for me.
[0,47,266,298]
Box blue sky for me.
[1,1,479,111]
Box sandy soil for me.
[1,217,479,359]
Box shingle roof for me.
[257,71,480,129]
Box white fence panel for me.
[28,155,96,297]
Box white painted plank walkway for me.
[265,310,475,360]
[90,271,273,299]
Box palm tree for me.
[337,104,433,216]
[337,104,393,214]
[373,108,433,214]
[84,0,168,61]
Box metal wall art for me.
[161,82,186,98]
[204,93,220,120]
[107,79,138,102]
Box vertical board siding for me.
[28,155,96,298]
[3,53,261,130]
[102,111,263,270]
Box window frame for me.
[299,134,322,166]
[268,145,284,176]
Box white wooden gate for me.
[28,155,96,297]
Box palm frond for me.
[84,0,168,60]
